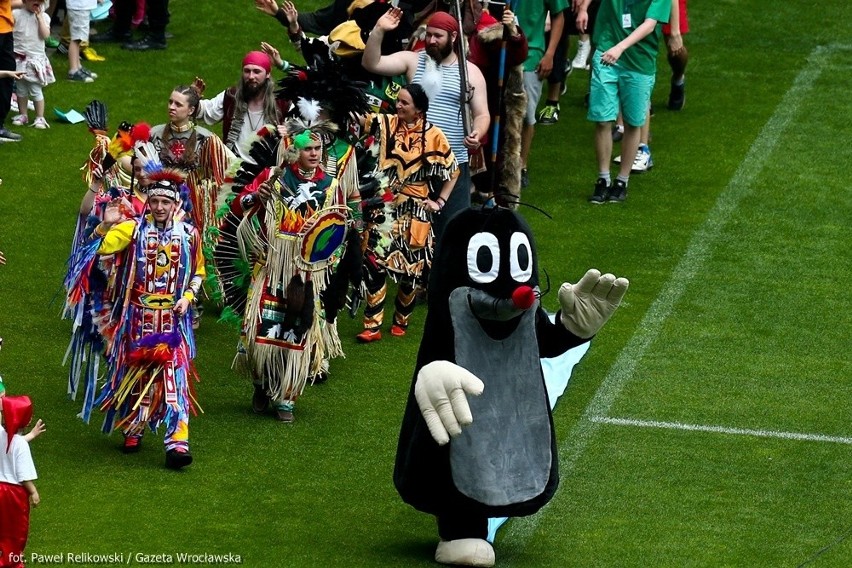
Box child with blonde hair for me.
[11,0,55,128]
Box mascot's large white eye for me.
[467,232,500,284]
[510,232,533,282]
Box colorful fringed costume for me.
[360,112,457,333]
[64,129,151,419]
[88,213,205,453]
[214,128,363,326]
[149,122,230,302]
[233,163,349,414]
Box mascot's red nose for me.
[512,286,536,310]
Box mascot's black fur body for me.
[394,207,587,540]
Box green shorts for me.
[587,50,655,127]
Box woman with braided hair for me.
[149,85,230,325]
[357,83,458,343]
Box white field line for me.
[502,46,834,554]
[591,416,852,446]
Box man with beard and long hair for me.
[196,51,289,165]
[362,8,489,242]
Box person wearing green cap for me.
[231,122,350,424]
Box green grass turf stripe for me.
[590,416,852,446]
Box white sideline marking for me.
[591,416,852,446]
[502,46,834,555]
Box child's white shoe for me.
[11,114,28,126]
[32,117,50,129]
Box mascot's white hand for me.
[559,269,629,338]
[414,361,485,446]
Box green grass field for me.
[1,0,850,566]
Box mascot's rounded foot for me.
[435,539,495,567]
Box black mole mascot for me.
[394,205,629,566]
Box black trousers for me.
[0,32,14,125]
[109,0,136,36]
[146,0,170,38]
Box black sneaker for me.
[608,179,627,203]
[0,127,22,142]
[521,168,529,189]
[536,104,559,125]
[165,448,193,470]
[588,178,609,204]
[90,28,133,43]
[668,81,685,111]
[123,35,167,51]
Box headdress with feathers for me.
[276,53,369,138]
[84,101,152,171]
[133,140,188,204]
[278,115,328,165]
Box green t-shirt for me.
[593,0,671,75]
[517,0,569,72]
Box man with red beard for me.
[362,8,489,241]
[196,51,289,166]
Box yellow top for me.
[0,1,14,35]
[96,219,206,302]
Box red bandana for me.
[243,51,272,73]
[427,11,459,35]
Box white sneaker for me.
[572,40,591,70]
[11,114,28,126]
[632,145,653,173]
[613,146,653,172]
[32,117,50,129]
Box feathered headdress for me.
[232,125,283,192]
[147,179,183,201]
[133,140,165,178]
[276,53,369,136]
[278,117,329,165]
[84,100,108,136]
[146,159,187,201]
[101,122,152,172]
[84,101,152,170]
[133,140,187,192]
[296,98,323,126]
